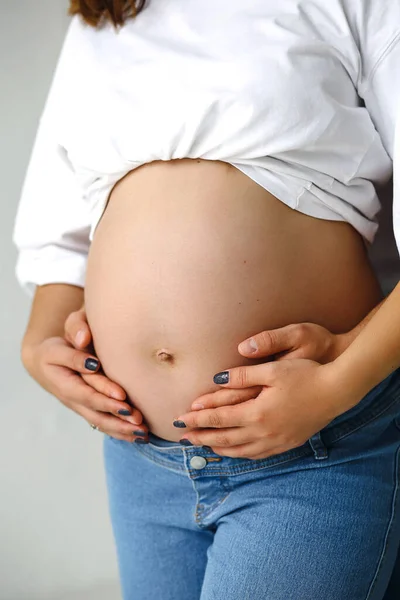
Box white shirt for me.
[12,0,400,297]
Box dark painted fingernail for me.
[118,409,132,416]
[133,430,146,437]
[173,420,186,428]
[180,439,193,446]
[202,446,212,451]
[85,358,99,371]
[134,438,149,444]
[213,371,229,384]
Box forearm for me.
[327,280,400,407]
[21,283,84,361]
[334,297,387,357]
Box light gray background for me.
[1,2,121,599]
[1,1,399,600]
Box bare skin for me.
[83,158,384,441]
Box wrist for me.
[319,360,368,419]
[330,331,355,361]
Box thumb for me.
[238,325,297,358]
[64,308,92,349]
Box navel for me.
[153,348,175,365]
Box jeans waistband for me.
[134,366,400,476]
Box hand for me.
[173,358,350,459]
[63,305,149,440]
[237,322,348,364]
[21,308,149,442]
[172,322,349,453]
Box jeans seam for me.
[325,392,400,447]
[364,440,400,599]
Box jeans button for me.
[190,456,207,470]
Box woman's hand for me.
[237,322,348,364]
[173,358,352,459]
[171,322,349,457]
[21,308,149,442]
[62,305,149,440]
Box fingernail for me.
[118,409,132,416]
[213,371,229,384]
[192,403,204,410]
[173,420,186,428]
[180,439,193,446]
[76,330,86,346]
[85,358,99,371]
[133,430,146,437]
[238,338,258,353]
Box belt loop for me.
[308,431,329,460]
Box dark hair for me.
[68,0,147,28]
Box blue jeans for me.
[103,367,400,600]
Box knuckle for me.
[94,415,107,432]
[71,350,84,372]
[188,415,198,428]
[292,322,308,343]
[236,367,249,387]
[215,432,231,446]
[259,329,276,350]
[253,410,265,425]
[83,386,98,410]
[121,422,135,435]
[208,410,223,428]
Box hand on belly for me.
[83,158,382,442]
[171,357,344,459]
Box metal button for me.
[190,455,207,470]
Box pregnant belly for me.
[84,158,383,441]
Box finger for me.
[237,324,302,357]
[48,343,103,375]
[190,385,262,410]
[174,400,258,431]
[55,367,143,425]
[180,425,256,449]
[64,308,92,349]
[210,440,280,459]
[80,373,144,425]
[213,361,280,389]
[81,371,127,401]
[75,403,149,442]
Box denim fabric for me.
[103,367,400,600]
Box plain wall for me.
[1,2,399,600]
[1,2,121,599]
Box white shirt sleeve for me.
[358,32,400,258]
[12,17,92,298]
